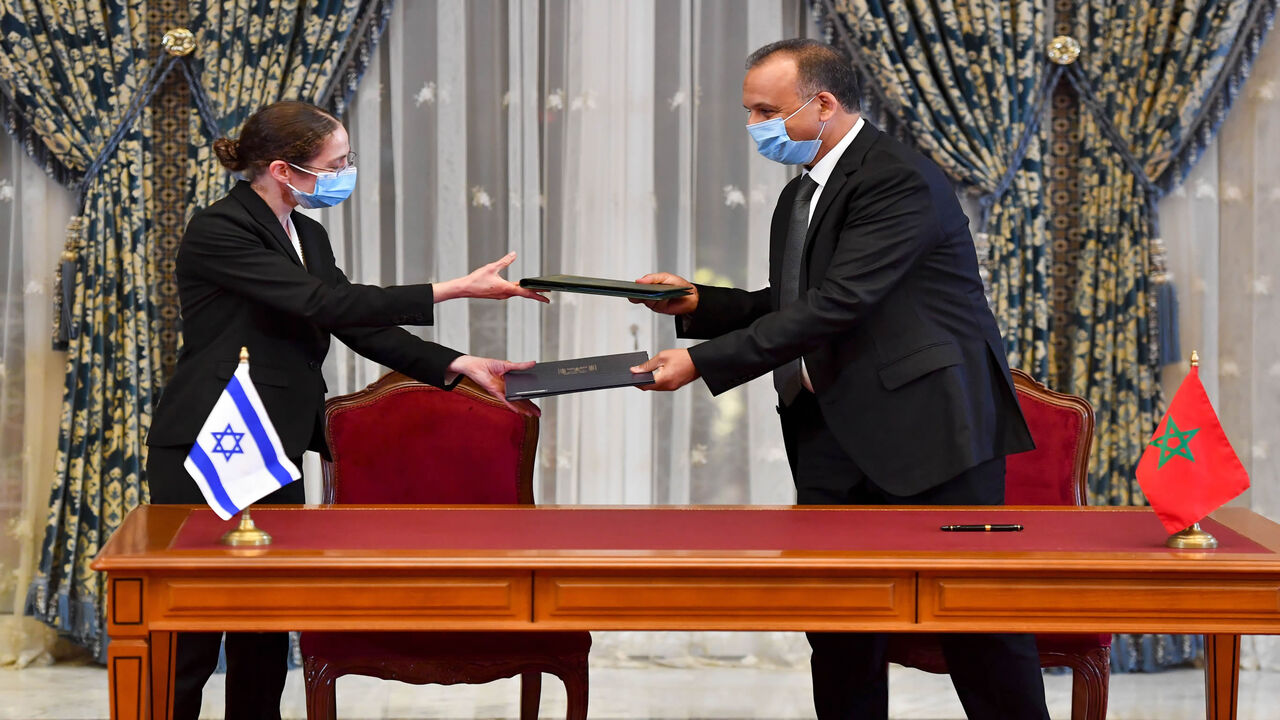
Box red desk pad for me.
[170,507,1271,555]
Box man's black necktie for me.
[773,174,819,405]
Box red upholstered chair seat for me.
[301,374,590,720]
[302,631,593,663]
[1037,632,1113,651]
[886,632,1111,666]
[886,369,1110,720]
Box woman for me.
[146,100,545,720]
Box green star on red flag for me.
[1148,417,1199,469]
[1136,364,1250,534]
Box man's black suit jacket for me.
[148,181,462,459]
[681,123,1033,496]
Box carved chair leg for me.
[560,657,590,720]
[303,657,339,720]
[1068,646,1111,720]
[520,671,543,720]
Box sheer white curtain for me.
[317,0,807,664]
[0,137,72,666]
[1158,29,1280,671]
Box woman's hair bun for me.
[213,102,340,178]
[212,137,244,171]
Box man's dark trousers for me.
[779,391,1051,720]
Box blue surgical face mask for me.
[746,95,826,165]
[287,163,358,209]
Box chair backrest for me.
[1004,368,1095,507]
[320,372,537,505]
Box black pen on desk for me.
[940,523,1024,532]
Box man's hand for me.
[447,355,541,416]
[629,272,698,316]
[436,252,549,303]
[630,349,700,392]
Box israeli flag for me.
[184,358,300,519]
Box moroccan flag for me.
[1136,365,1249,534]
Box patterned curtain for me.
[0,1,160,657]
[1064,0,1270,502]
[186,0,392,212]
[818,0,1054,378]
[1061,0,1276,671]
[2,0,391,659]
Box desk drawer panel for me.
[535,574,913,631]
[920,576,1280,633]
[154,575,532,631]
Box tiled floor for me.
[1,660,1277,719]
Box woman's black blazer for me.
[148,181,461,458]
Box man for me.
[630,39,1050,720]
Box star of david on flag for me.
[184,350,300,520]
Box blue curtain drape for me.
[0,0,160,658]
[2,0,390,658]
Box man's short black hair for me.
[746,39,861,112]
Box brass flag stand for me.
[1166,521,1218,549]
[221,509,272,546]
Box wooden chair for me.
[300,372,591,720]
[885,368,1109,720]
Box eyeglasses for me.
[294,151,357,174]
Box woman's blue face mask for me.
[287,163,358,209]
[746,95,826,165]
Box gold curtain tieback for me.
[162,28,196,57]
[1048,36,1081,65]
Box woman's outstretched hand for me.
[435,252,549,303]
[447,355,541,416]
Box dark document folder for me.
[504,351,654,400]
[519,274,692,300]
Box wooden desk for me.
[92,504,1280,720]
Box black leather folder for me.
[504,351,654,400]
[519,274,692,300]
